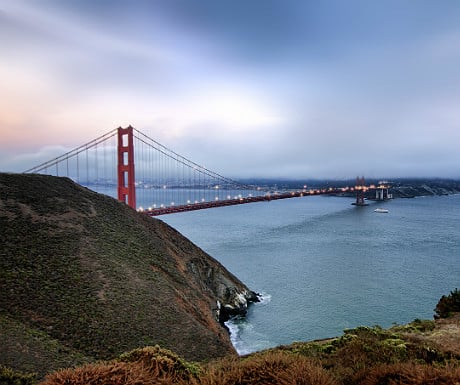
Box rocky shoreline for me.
[217,290,260,324]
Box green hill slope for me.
[0,173,257,378]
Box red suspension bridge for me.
[24,126,391,216]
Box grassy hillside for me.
[0,173,257,379]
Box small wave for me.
[225,316,275,355]
[256,292,272,305]
[225,318,240,340]
[226,293,275,355]
[225,317,254,355]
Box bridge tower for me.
[117,125,136,209]
[353,176,368,206]
[375,181,393,201]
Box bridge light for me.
[215,197,219,201]
[153,204,157,208]
[138,206,144,212]
[187,200,191,204]
[215,185,219,189]
[148,206,152,211]
[227,195,231,199]
[171,202,175,206]
[201,198,205,202]
[160,204,164,208]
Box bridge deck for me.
[142,188,350,216]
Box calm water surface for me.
[161,194,460,354]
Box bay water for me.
[160,194,460,354]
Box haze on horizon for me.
[0,0,459,180]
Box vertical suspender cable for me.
[95,142,98,186]
[76,152,79,183]
[85,146,89,186]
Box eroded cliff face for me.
[186,255,260,322]
[0,173,258,378]
[146,218,260,324]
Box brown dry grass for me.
[39,347,460,385]
[39,346,198,385]
[422,313,460,356]
[358,362,460,385]
[40,361,154,385]
[192,351,337,385]
[36,319,460,385]
[40,349,338,385]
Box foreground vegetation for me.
[3,310,459,385]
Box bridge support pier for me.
[352,176,368,206]
[117,126,136,209]
[375,183,393,201]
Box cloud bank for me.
[0,0,459,179]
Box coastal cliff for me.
[0,173,258,378]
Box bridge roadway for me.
[142,187,358,216]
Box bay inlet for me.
[162,194,460,354]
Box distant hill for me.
[237,177,460,196]
[388,179,460,198]
[0,173,258,379]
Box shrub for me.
[39,361,152,385]
[0,366,36,385]
[434,288,460,319]
[118,345,200,381]
[39,346,200,385]
[192,351,337,385]
[391,319,436,333]
[358,362,460,385]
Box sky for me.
[1,0,459,180]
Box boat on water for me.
[374,208,389,213]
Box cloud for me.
[1,145,71,173]
[0,0,459,179]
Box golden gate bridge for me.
[24,126,391,215]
